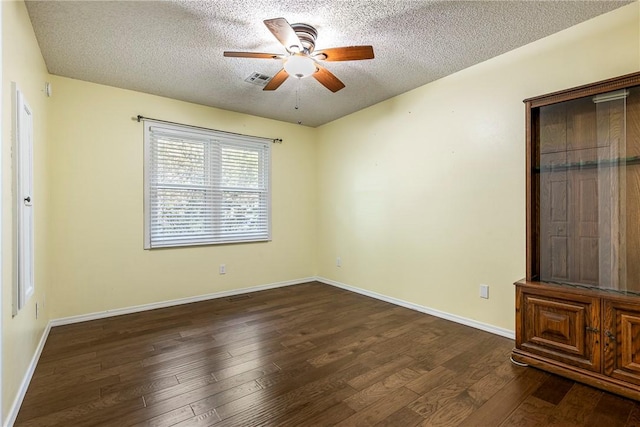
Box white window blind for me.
[144,120,271,248]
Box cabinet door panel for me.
[604,300,640,385]
[517,288,600,372]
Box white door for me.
[13,85,34,314]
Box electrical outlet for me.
[219,264,226,275]
[336,257,342,267]
[480,284,489,299]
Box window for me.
[144,120,271,248]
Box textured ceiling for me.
[25,1,631,127]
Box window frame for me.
[143,120,272,249]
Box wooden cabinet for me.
[514,71,640,401]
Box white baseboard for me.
[315,276,515,340]
[5,322,51,427]
[50,277,316,327]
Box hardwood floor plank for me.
[421,391,478,426]
[585,392,635,427]
[266,384,357,426]
[171,408,221,426]
[144,364,280,410]
[408,340,514,419]
[544,383,602,426]
[173,346,283,383]
[466,359,527,406]
[405,365,458,395]
[212,354,376,426]
[532,372,575,405]
[36,351,97,374]
[130,405,195,427]
[15,394,145,427]
[25,363,109,397]
[458,367,548,427]
[369,329,440,362]
[100,375,179,400]
[14,282,640,427]
[18,374,121,421]
[304,317,429,369]
[189,380,263,415]
[140,340,233,368]
[211,378,351,426]
[211,352,286,381]
[375,407,425,427]
[107,399,197,427]
[336,386,419,426]
[279,322,363,349]
[345,367,421,411]
[625,404,640,426]
[498,395,556,427]
[148,354,233,383]
[406,329,483,370]
[442,334,510,373]
[346,354,415,390]
[288,401,356,426]
[142,374,217,407]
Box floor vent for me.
[245,72,271,86]
[227,294,252,302]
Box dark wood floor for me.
[14,282,640,426]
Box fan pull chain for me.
[295,79,302,125]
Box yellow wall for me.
[47,76,317,318]
[2,0,52,419]
[316,3,640,331]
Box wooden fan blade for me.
[263,69,289,91]
[313,65,345,93]
[224,51,283,59]
[313,45,374,61]
[264,17,302,52]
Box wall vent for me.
[245,72,272,87]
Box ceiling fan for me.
[224,17,374,93]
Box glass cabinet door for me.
[534,86,640,294]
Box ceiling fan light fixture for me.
[283,54,317,79]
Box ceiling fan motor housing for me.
[291,23,318,53]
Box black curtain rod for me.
[135,115,283,144]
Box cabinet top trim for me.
[515,279,640,303]
[524,71,640,108]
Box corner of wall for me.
[2,0,53,423]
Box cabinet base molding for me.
[512,349,640,401]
